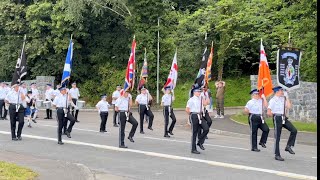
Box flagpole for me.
[156,17,160,104]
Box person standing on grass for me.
[214,80,225,118]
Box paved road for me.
[0,110,317,180]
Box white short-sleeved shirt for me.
[21,87,28,96]
[0,87,7,99]
[45,88,54,100]
[268,96,285,114]
[96,100,110,112]
[186,96,202,113]
[53,89,60,97]
[115,97,130,111]
[161,94,174,106]
[5,90,24,104]
[112,90,120,104]
[135,93,149,105]
[52,94,69,108]
[245,98,263,114]
[31,88,39,99]
[69,88,80,99]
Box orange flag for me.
[258,39,273,97]
[205,41,213,86]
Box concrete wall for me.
[250,75,317,123]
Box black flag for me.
[11,35,27,86]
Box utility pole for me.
[156,17,160,104]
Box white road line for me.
[0,130,316,180]
[311,157,317,159]
[143,136,249,151]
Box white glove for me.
[283,91,288,98]
[98,110,100,114]
[261,94,266,99]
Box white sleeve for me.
[52,96,58,106]
[96,101,101,108]
[245,100,251,109]
[186,99,192,108]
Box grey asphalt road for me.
[0,110,317,180]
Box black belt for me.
[10,103,22,106]
[56,107,64,110]
[274,113,284,116]
[100,111,108,113]
[119,110,128,112]
[164,105,171,107]
[139,104,147,106]
[190,112,200,115]
[251,114,262,116]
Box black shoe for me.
[128,136,134,143]
[32,119,37,123]
[49,117,53,119]
[140,131,145,134]
[164,134,170,138]
[191,150,200,154]
[285,146,295,154]
[119,145,128,148]
[99,130,104,133]
[259,142,266,148]
[63,132,67,135]
[197,143,205,150]
[113,124,119,127]
[28,124,32,128]
[251,148,260,152]
[66,131,71,138]
[169,131,174,135]
[17,136,22,141]
[275,155,284,161]
[4,117,8,120]
[205,136,208,139]
[58,141,64,145]
[75,120,80,122]
[12,137,18,141]
[148,127,153,131]
[44,117,49,119]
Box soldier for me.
[115,90,138,148]
[214,81,226,118]
[5,82,26,141]
[25,90,38,127]
[0,81,9,120]
[244,89,269,152]
[161,86,176,138]
[44,84,54,119]
[96,94,110,132]
[135,86,154,134]
[52,86,78,144]
[267,86,297,161]
[69,82,80,122]
[112,85,122,127]
[186,87,209,154]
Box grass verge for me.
[0,161,38,180]
[230,114,317,133]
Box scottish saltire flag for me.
[163,49,178,90]
[11,35,27,86]
[138,48,148,90]
[61,38,74,87]
[123,37,136,92]
[205,42,214,86]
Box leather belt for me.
[119,110,128,112]
[56,107,64,110]
[274,113,284,116]
[190,112,200,115]
[251,114,262,116]
[100,111,108,113]
[139,104,147,106]
[10,103,22,105]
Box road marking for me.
[311,157,317,159]
[0,130,316,180]
[143,136,249,151]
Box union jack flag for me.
[123,37,136,93]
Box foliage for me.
[0,161,38,180]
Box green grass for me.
[172,76,251,108]
[0,161,38,180]
[230,114,317,132]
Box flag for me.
[193,42,209,89]
[123,36,136,92]
[258,39,273,97]
[61,37,74,87]
[205,41,214,86]
[11,35,27,86]
[138,48,148,90]
[163,49,178,90]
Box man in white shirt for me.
[69,82,80,122]
[112,85,121,127]
[244,89,269,152]
[96,94,110,132]
[20,82,28,96]
[267,86,297,161]
[30,83,39,100]
[161,86,176,138]
[0,81,8,120]
[135,86,154,134]
[44,84,54,119]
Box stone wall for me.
[250,75,317,123]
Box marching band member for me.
[115,90,138,148]
[267,86,297,161]
[186,87,209,154]
[69,82,80,122]
[200,85,212,140]
[44,84,54,119]
[96,94,110,132]
[0,81,9,120]
[161,86,176,138]
[135,86,154,134]
[30,83,39,100]
[244,89,269,152]
[112,85,122,127]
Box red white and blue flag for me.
[123,37,136,93]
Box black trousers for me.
[248,114,269,149]
[112,104,118,125]
[71,98,79,120]
[139,104,154,132]
[9,104,25,138]
[100,112,108,131]
[163,106,176,135]
[273,115,298,156]
[198,110,212,143]
[118,112,138,146]
[62,110,76,133]
[57,109,65,142]
[45,99,52,118]
[0,99,8,118]
[190,114,209,151]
